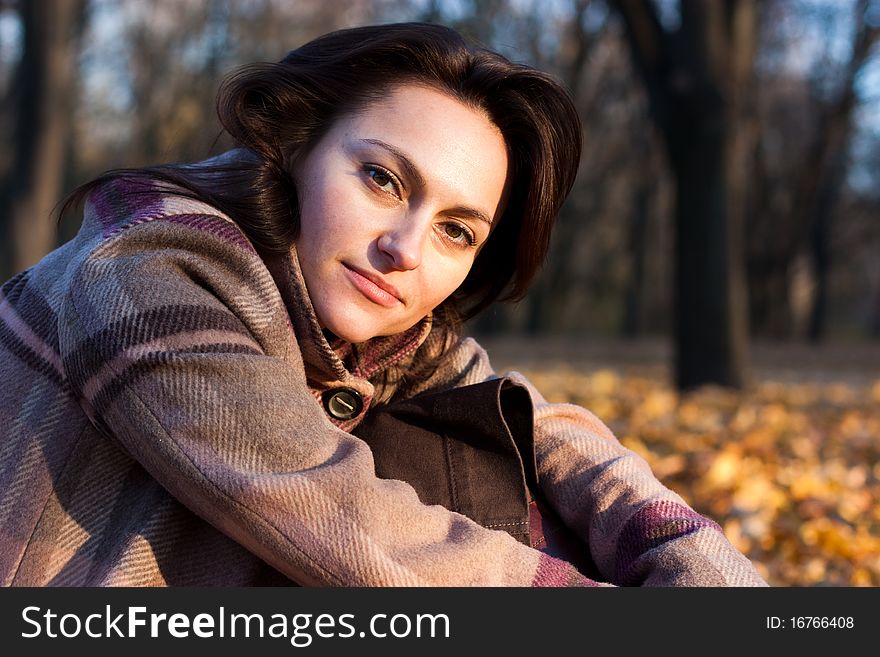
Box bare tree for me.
[748,0,880,341]
[610,0,756,390]
[0,0,86,280]
[805,0,879,340]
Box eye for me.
[445,224,463,240]
[364,165,402,198]
[441,222,477,248]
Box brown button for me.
[322,387,363,421]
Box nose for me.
[377,215,426,271]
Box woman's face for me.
[292,83,509,343]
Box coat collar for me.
[263,242,432,391]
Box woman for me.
[0,23,765,586]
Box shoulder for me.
[66,175,276,315]
[78,176,256,256]
[57,176,293,362]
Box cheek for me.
[297,184,353,249]
[422,256,473,307]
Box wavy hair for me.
[64,22,581,322]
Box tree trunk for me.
[0,0,82,281]
[622,171,652,337]
[807,212,830,342]
[669,108,748,389]
[613,0,754,390]
[748,262,792,337]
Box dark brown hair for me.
[63,22,582,320]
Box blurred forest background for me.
[1,0,878,585]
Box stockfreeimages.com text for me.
[21,605,450,646]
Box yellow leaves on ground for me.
[520,366,880,586]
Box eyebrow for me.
[359,138,494,226]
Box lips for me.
[343,264,404,308]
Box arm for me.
[522,377,767,586]
[414,338,767,586]
[58,214,598,587]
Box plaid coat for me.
[0,177,767,586]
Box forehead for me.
[342,84,500,142]
[354,83,489,124]
[328,83,509,207]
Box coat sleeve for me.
[412,337,768,587]
[57,214,599,587]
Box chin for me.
[319,313,382,344]
[329,327,375,344]
[321,323,366,344]
[322,311,415,344]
